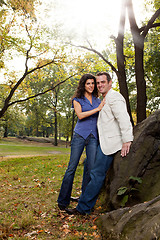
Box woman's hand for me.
[97,98,105,111]
[73,98,105,120]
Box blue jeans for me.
[76,145,114,214]
[57,132,98,207]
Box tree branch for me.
[0,57,65,119]
[142,8,160,38]
[8,71,83,106]
[71,44,118,75]
[139,22,160,33]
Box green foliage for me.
[1,0,159,136]
[0,0,38,70]
[144,0,160,11]
[0,84,26,137]
[129,176,142,184]
[15,51,108,140]
[117,186,128,196]
[120,195,129,207]
[117,176,142,207]
[144,28,160,112]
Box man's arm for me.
[109,92,133,156]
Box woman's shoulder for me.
[72,97,85,105]
[73,97,83,101]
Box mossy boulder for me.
[98,110,160,240]
[103,110,160,210]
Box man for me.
[65,72,133,215]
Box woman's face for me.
[85,79,95,94]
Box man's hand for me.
[121,142,132,157]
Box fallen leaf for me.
[92,225,97,230]
[57,165,63,167]
[63,228,71,234]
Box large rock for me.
[98,195,160,240]
[103,110,160,210]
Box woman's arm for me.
[73,99,105,120]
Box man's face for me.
[96,75,112,97]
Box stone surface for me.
[104,110,160,210]
[98,195,160,240]
[98,110,160,240]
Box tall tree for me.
[75,0,160,124]
[145,28,160,111]
[0,0,71,119]
[126,0,160,122]
[114,0,133,125]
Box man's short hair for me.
[96,72,112,82]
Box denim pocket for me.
[73,132,82,138]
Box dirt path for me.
[0,152,63,160]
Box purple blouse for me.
[72,95,101,140]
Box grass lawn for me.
[0,137,70,158]
[0,138,103,239]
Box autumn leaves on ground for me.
[0,138,102,239]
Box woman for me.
[57,73,105,210]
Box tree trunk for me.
[52,87,59,146]
[135,44,147,122]
[54,109,58,146]
[3,125,8,138]
[116,0,134,126]
[126,0,147,122]
[46,128,49,138]
[36,127,39,137]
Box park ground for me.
[0,138,104,239]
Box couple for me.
[57,72,133,215]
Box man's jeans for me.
[76,145,114,214]
[57,132,98,208]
